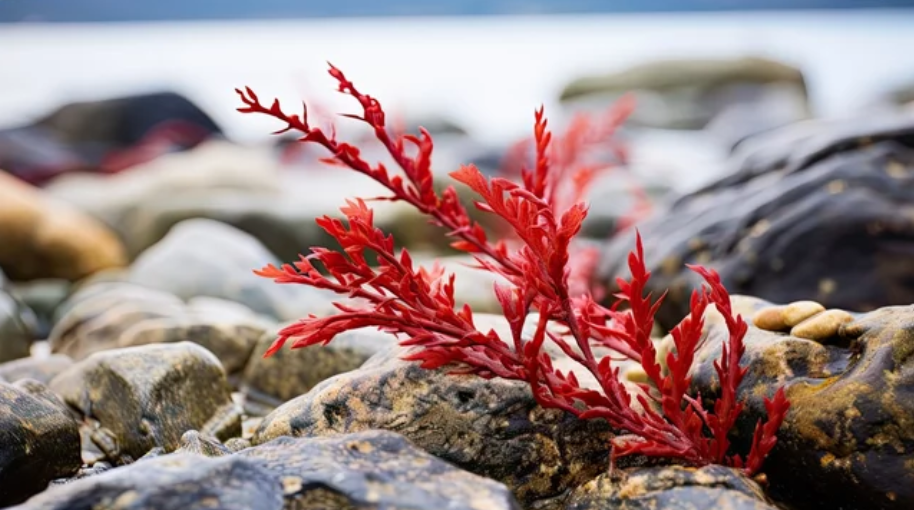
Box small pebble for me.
[752,307,788,331]
[790,309,855,342]
[782,301,827,327]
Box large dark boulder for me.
[599,114,914,331]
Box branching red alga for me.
[235,64,790,476]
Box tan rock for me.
[790,309,854,342]
[0,171,126,282]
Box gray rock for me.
[599,113,914,331]
[127,219,338,322]
[241,325,397,407]
[565,465,776,510]
[49,342,239,464]
[0,355,74,385]
[253,342,614,507]
[0,289,35,362]
[239,430,521,510]
[10,453,283,510]
[0,381,81,506]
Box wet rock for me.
[0,381,81,506]
[0,171,127,282]
[49,342,240,464]
[174,430,232,458]
[0,354,74,384]
[690,298,914,510]
[240,430,520,510]
[253,342,614,507]
[599,114,914,331]
[49,282,269,371]
[0,288,36,362]
[565,465,776,510]
[8,279,71,339]
[10,453,283,510]
[242,325,397,406]
[118,297,270,375]
[48,285,186,360]
[127,219,339,321]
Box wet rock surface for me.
[49,342,240,464]
[599,114,914,331]
[691,297,914,510]
[0,381,81,506]
[241,325,397,406]
[10,453,284,510]
[253,343,615,507]
[240,430,521,510]
[565,465,776,510]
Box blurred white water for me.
[1,10,913,190]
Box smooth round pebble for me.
[790,309,855,342]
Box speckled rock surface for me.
[49,342,240,464]
[565,465,776,510]
[9,453,284,510]
[690,298,914,510]
[240,430,521,510]
[253,343,614,507]
[598,114,914,331]
[241,325,397,406]
[0,381,81,506]
[174,430,232,458]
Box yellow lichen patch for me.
[661,256,681,277]
[199,496,221,508]
[687,238,706,251]
[818,278,837,297]
[820,452,836,468]
[346,440,374,454]
[112,491,140,507]
[787,379,870,452]
[282,476,303,495]
[749,219,771,238]
[886,160,907,179]
[826,179,847,194]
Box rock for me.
[241,325,397,406]
[0,354,74,384]
[126,219,338,322]
[118,297,270,375]
[0,288,36,362]
[0,171,127,282]
[10,453,283,510]
[0,381,81,506]
[174,430,232,458]
[49,342,240,464]
[690,298,914,510]
[8,279,70,340]
[44,141,449,261]
[239,430,520,510]
[48,283,186,360]
[49,282,269,372]
[598,114,914,331]
[559,56,809,132]
[253,341,614,507]
[565,464,776,510]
